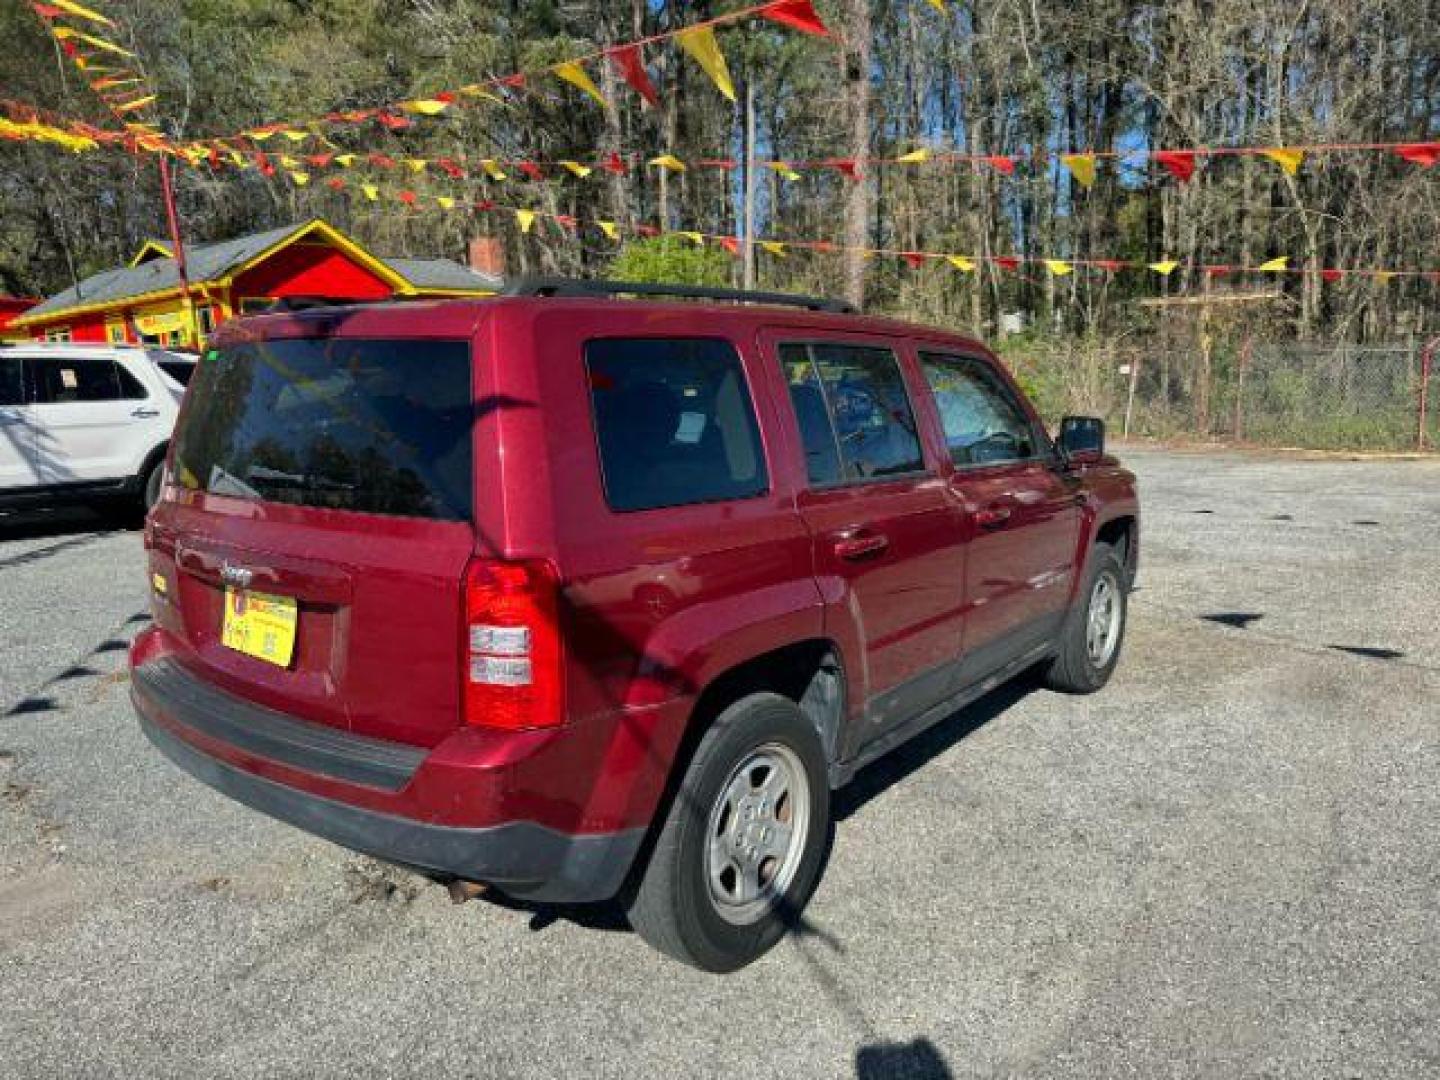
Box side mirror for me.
[1057,416,1105,464]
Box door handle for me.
[131,407,160,419]
[833,530,890,561]
[974,504,1012,529]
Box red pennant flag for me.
[719,236,740,256]
[1395,142,1440,167]
[636,224,661,237]
[436,158,465,178]
[368,153,396,168]
[498,74,526,90]
[206,145,220,167]
[31,3,64,20]
[994,256,1020,272]
[984,155,1017,175]
[607,45,658,107]
[700,158,737,170]
[376,112,411,130]
[811,241,835,254]
[306,153,333,167]
[1205,265,1232,278]
[901,252,927,269]
[600,151,628,175]
[475,199,495,212]
[1320,269,1343,283]
[554,215,578,232]
[1153,150,1197,183]
[255,153,274,176]
[759,0,830,37]
[397,190,417,206]
[1093,260,1125,273]
[59,39,79,58]
[326,177,345,191]
[825,158,861,180]
[434,91,456,105]
[518,160,544,181]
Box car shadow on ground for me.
[0,505,131,545]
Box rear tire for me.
[627,692,831,972]
[1042,542,1128,694]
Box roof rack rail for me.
[502,277,856,314]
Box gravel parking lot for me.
[1,448,1437,1079]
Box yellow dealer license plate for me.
[221,589,297,668]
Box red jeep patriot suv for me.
[132,279,1138,971]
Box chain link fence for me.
[1012,336,1439,452]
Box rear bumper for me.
[131,655,647,903]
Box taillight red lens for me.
[462,559,563,731]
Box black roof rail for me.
[502,277,857,314]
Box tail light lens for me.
[462,559,563,730]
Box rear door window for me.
[585,337,768,512]
[172,338,472,521]
[28,356,142,403]
[779,342,924,484]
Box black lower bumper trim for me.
[136,696,644,903]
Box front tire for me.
[1042,542,1128,694]
[627,693,831,972]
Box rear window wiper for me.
[245,465,357,492]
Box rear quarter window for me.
[172,337,472,521]
[585,337,769,512]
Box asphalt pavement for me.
[1,449,1437,1078]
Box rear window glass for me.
[585,338,768,512]
[173,338,472,521]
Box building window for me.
[44,327,72,343]
[198,305,218,335]
[239,297,276,314]
[106,321,127,344]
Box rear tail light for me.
[462,559,563,730]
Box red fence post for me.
[1420,336,1438,452]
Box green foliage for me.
[607,236,733,288]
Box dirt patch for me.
[343,858,420,906]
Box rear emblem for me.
[220,563,254,589]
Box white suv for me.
[0,343,194,514]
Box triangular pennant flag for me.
[435,158,465,178]
[926,0,947,10]
[1257,256,1289,272]
[700,158,737,170]
[600,152,628,175]
[901,252,928,269]
[1374,271,1395,285]
[248,128,278,141]
[281,129,309,142]
[112,95,157,115]
[397,190,417,206]
[49,26,133,57]
[946,255,976,272]
[47,0,115,27]
[1148,259,1179,276]
[515,209,536,234]
[401,99,449,116]
[333,153,356,167]
[607,44,659,107]
[825,158,861,180]
[518,161,544,181]
[719,237,740,256]
[305,153,334,167]
[896,147,930,164]
[677,231,706,246]
[994,256,1020,272]
[458,84,503,104]
[760,0,830,35]
[984,155,1017,175]
[597,221,619,241]
[760,241,787,257]
[1205,265,1233,278]
[559,160,592,178]
[1061,153,1097,188]
[675,26,736,102]
[554,215,578,232]
[362,184,379,201]
[1093,260,1125,273]
[368,153,396,168]
[1261,148,1304,175]
[553,61,608,108]
[648,154,687,173]
[1152,150,1197,183]
[31,1,65,18]
[326,177,345,191]
[1320,269,1342,283]
[636,224,661,237]
[768,161,802,181]
[404,158,427,173]
[1394,142,1440,167]
[1043,259,1073,276]
[375,112,412,130]
[479,159,507,180]
[437,196,455,210]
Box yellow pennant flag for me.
[248,129,277,141]
[404,158,428,173]
[1374,271,1395,285]
[676,26,736,102]
[362,184,379,201]
[597,221,620,241]
[278,154,299,168]
[50,27,134,57]
[760,241,788,257]
[946,255,976,272]
[1043,259,1073,277]
[436,196,455,210]
[226,150,245,166]
[926,0,947,10]
[1261,148,1304,175]
[280,129,308,143]
[768,161,802,181]
[1148,259,1179,276]
[554,61,608,108]
[459,84,504,103]
[677,231,706,246]
[288,171,310,186]
[515,209,537,234]
[112,95,157,114]
[50,0,116,28]
[896,147,930,164]
[480,159,507,180]
[401,99,450,116]
[1257,256,1289,272]
[648,153,687,173]
[559,160,592,178]
[333,153,356,167]
[1061,153,1097,188]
